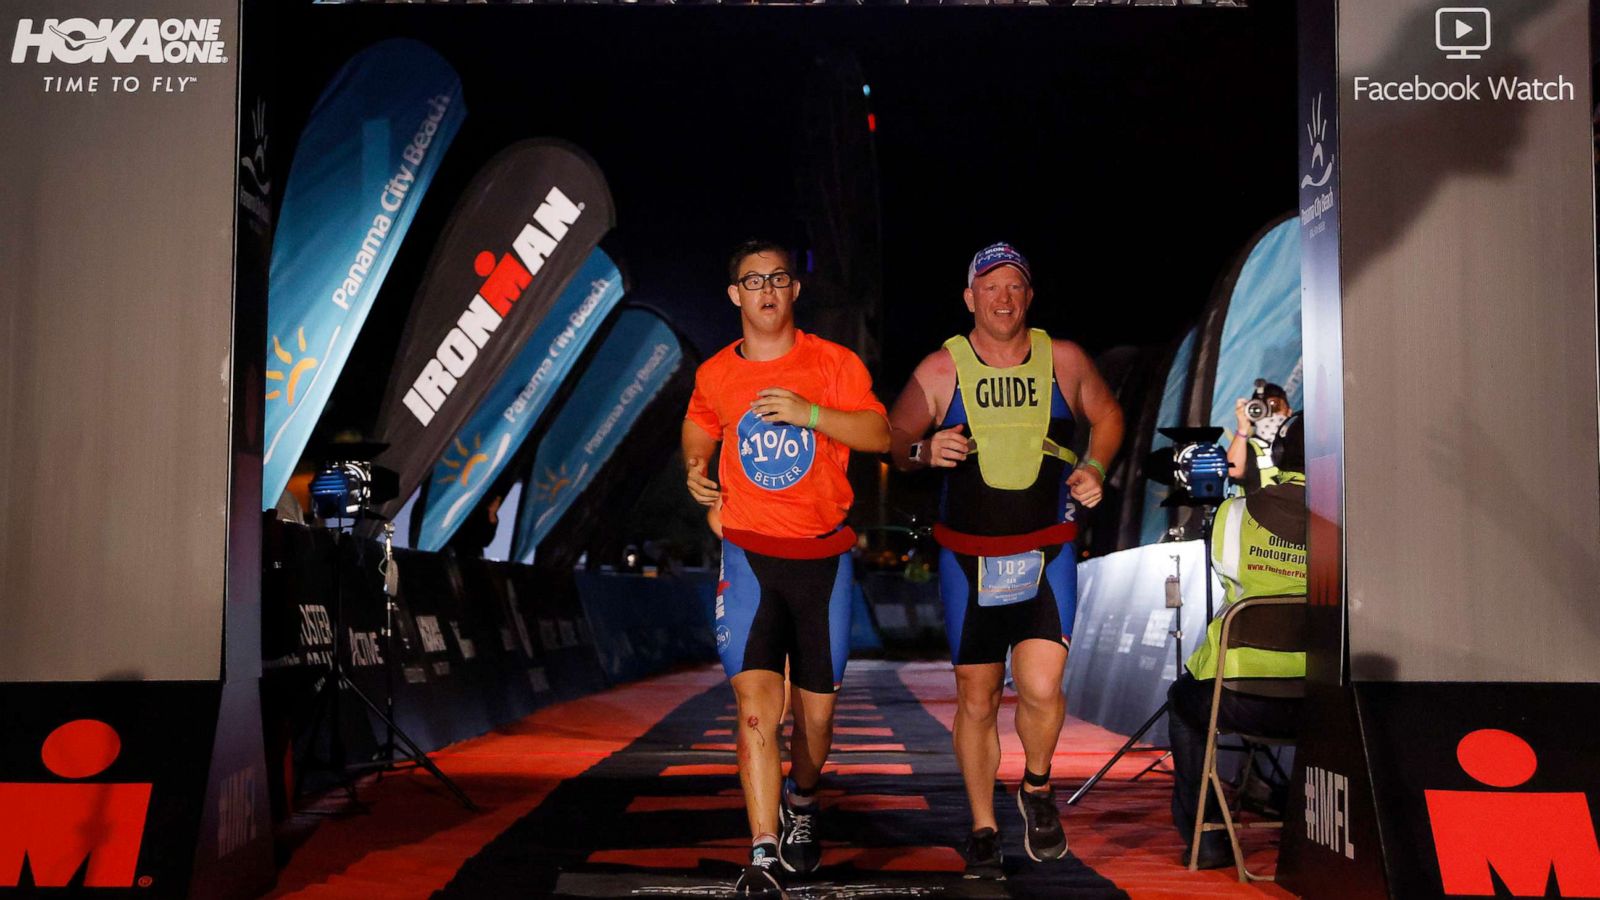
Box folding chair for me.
[1188,592,1308,882]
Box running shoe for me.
[778,779,822,874]
[1016,784,1068,861]
[733,842,788,898]
[961,827,1005,880]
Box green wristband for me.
[1083,458,1107,480]
[806,403,821,429]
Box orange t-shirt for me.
[685,330,885,541]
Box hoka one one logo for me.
[11,19,227,64]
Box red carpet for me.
[267,661,1295,899]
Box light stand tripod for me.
[1118,552,1188,784]
[296,507,478,812]
[1068,500,1220,806]
[343,524,479,811]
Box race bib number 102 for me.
[977,551,1044,607]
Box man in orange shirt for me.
[683,239,889,898]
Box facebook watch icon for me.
[1436,7,1490,60]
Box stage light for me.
[1173,441,1229,502]
[862,84,871,97]
[310,461,400,519]
[1143,425,1228,507]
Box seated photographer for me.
[1227,380,1292,493]
[1168,412,1306,869]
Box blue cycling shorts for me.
[716,542,853,693]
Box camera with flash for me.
[1244,378,1281,422]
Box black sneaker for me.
[1016,784,1068,861]
[733,842,788,898]
[778,780,822,874]
[962,827,1005,880]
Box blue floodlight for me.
[310,461,399,519]
[1173,442,1230,502]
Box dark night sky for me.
[266,3,1297,443]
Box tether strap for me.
[966,437,1079,467]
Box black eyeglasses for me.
[735,271,794,291]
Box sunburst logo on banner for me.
[266,327,318,406]
[533,464,574,505]
[437,434,492,488]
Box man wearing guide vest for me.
[1168,413,1306,869]
[1227,379,1292,493]
[888,242,1124,876]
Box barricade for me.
[372,547,491,752]
[262,522,615,807]
[1064,539,1214,744]
[573,569,717,684]
[453,558,541,723]
[502,564,609,703]
[264,524,864,817]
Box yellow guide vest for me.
[1185,494,1307,681]
[944,329,1076,490]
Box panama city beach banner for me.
[372,140,616,519]
[1207,217,1303,434]
[1139,327,1197,545]
[262,39,465,508]
[415,249,626,551]
[513,308,684,563]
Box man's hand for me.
[1234,398,1253,436]
[750,387,812,427]
[1067,464,1104,507]
[706,500,724,539]
[685,457,720,507]
[924,423,972,468]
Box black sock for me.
[1023,767,1052,789]
[787,779,818,808]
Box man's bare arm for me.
[887,351,968,471]
[1056,340,1124,507]
[1226,399,1252,478]
[817,406,892,453]
[682,420,720,507]
[747,389,890,452]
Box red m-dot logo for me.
[1427,729,1600,897]
[0,720,152,888]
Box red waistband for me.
[724,526,857,560]
[933,522,1077,557]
